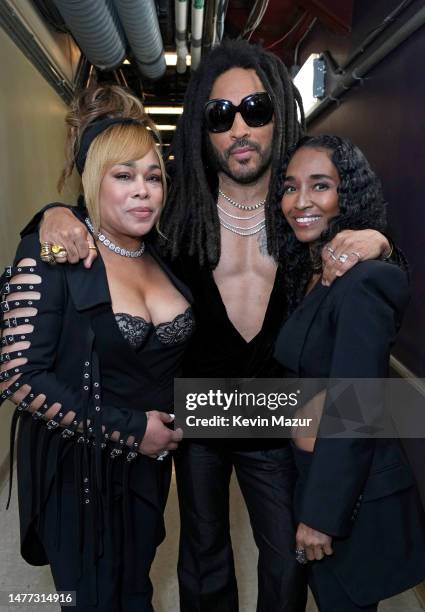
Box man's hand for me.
[139,411,183,458]
[321,229,390,286]
[40,208,97,268]
[296,522,333,561]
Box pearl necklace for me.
[219,189,266,211]
[85,218,145,258]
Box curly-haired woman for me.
[274,135,425,611]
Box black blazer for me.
[274,260,425,606]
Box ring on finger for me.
[156,450,169,461]
[338,253,349,264]
[326,246,335,255]
[351,251,361,260]
[88,245,97,251]
[51,244,67,256]
[295,548,308,565]
[40,242,55,264]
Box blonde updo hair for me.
[58,85,167,231]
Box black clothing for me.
[274,261,425,608]
[172,256,307,611]
[174,256,286,379]
[175,442,307,612]
[18,203,308,610]
[0,232,194,610]
[114,308,193,350]
[293,447,378,612]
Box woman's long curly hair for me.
[159,38,305,268]
[275,134,388,315]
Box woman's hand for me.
[139,411,183,458]
[296,522,334,561]
[321,229,390,286]
[40,208,97,268]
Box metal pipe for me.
[191,0,205,71]
[307,6,425,124]
[53,0,126,70]
[114,0,166,80]
[175,0,189,74]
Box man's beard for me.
[207,137,272,185]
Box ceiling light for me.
[145,106,183,115]
[156,125,177,131]
[124,55,190,67]
[165,52,191,66]
[293,54,326,118]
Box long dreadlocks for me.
[159,39,305,268]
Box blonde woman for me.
[0,85,194,611]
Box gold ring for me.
[40,242,55,264]
[88,246,97,251]
[51,244,67,255]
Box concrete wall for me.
[0,26,78,475]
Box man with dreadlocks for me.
[20,39,393,612]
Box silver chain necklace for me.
[217,203,264,220]
[218,215,266,236]
[85,218,145,258]
[219,189,266,211]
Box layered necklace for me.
[217,190,266,236]
[85,218,145,258]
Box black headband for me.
[75,117,142,175]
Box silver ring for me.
[295,548,308,565]
[351,251,361,260]
[326,246,335,255]
[338,253,349,264]
[156,450,169,461]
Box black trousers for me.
[174,441,308,612]
[38,457,170,612]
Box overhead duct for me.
[114,0,166,80]
[191,0,205,71]
[53,0,126,70]
[175,0,189,74]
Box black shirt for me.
[173,255,287,379]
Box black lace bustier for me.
[115,307,195,350]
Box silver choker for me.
[219,189,266,211]
[85,218,145,258]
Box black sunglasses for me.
[204,92,274,133]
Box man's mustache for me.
[225,139,260,159]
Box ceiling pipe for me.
[307,5,425,124]
[175,0,189,74]
[53,0,126,70]
[114,0,166,80]
[191,0,205,71]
